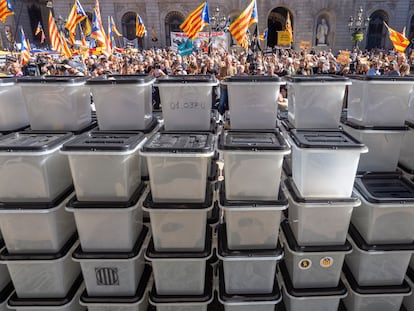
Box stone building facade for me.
[3,0,414,52]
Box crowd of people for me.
[4,46,413,78]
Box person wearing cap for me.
[387,61,400,76]
[256,64,264,75]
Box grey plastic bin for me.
[345,224,414,286]
[156,75,217,131]
[17,76,91,131]
[72,227,148,297]
[279,261,347,311]
[281,221,352,289]
[289,129,367,198]
[0,263,10,295]
[140,132,215,203]
[399,121,414,171]
[0,234,80,298]
[142,186,214,252]
[66,184,146,252]
[224,75,285,129]
[0,186,75,254]
[61,132,146,202]
[347,75,414,127]
[341,119,407,172]
[342,263,411,311]
[87,75,155,131]
[219,130,290,201]
[217,224,283,295]
[284,178,360,246]
[286,75,350,129]
[145,227,212,295]
[218,265,282,311]
[149,266,213,311]
[0,132,73,202]
[352,173,414,244]
[0,77,29,131]
[80,264,151,311]
[411,254,414,269]
[219,182,287,250]
[8,275,85,311]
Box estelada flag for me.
[229,0,258,48]
[180,1,209,40]
[0,0,13,23]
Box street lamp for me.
[348,6,370,49]
[208,7,228,54]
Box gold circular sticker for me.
[298,259,312,270]
[320,257,334,268]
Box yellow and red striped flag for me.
[48,11,61,51]
[229,0,258,48]
[0,0,13,23]
[83,17,92,36]
[180,2,209,40]
[111,16,122,36]
[136,14,146,38]
[20,28,30,66]
[384,22,410,53]
[60,34,72,58]
[286,11,293,43]
[65,0,87,34]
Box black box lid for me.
[142,132,214,153]
[225,75,282,82]
[354,172,414,204]
[342,118,408,131]
[0,131,73,152]
[86,74,154,85]
[289,129,365,149]
[285,75,349,83]
[0,282,13,304]
[349,74,414,81]
[281,220,352,253]
[219,130,289,151]
[0,185,73,210]
[144,184,213,210]
[150,265,213,303]
[8,274,83,307]
[280,260,347,298]
[218,223,284,258]
[61,131,145,152]
[343,263,411,295]
[146,226,212,259]
[81,265,152,304]
[156,75,216,83]
[17,76,87,84]
[284,178,359,204]
[67,183,146,209]
[219,181,288,207]
[348,223,414,252]
[0,232,78,261]
[72,226,148,260]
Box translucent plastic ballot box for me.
[224,75,285,129]
[0,131,73,202]
[285,75,351,129]
[140,132,215,203]
[17,76,91,131]
[0,77,29,131]
[155,75,218,131]
[347,75,414,127]
[218,129,290,201]
[87,75,155,131]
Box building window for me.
[165,11,184,45]
[122,12,138,41]
[366,11,388,50]
[267,7,293,48]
